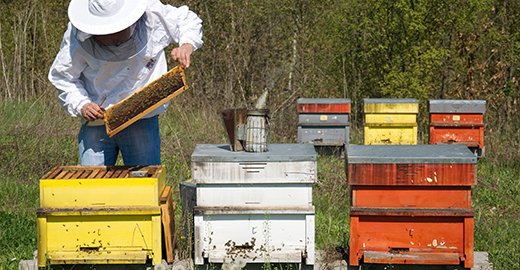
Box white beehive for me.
[190,144,317,265]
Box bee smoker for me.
[244,109,270,152]
[221,90,270,152]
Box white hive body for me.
[189,144,317,266]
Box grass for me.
[0,211,37,269]
[313,155,350,250]
[473,161,520,269]
[1,98,520,269]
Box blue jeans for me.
[78,116,161,166]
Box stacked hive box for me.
[346,145,477,268]
[364,98,419,145]
[429,100,486,157]
[191,144,317,266]
[297,98,351,147]
[37,166,170,267]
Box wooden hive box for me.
[191,144,316,207]
[104,66,188,137]
[37,166,176,267]
[428,100,486,157]
[297,98,351,150]
[40,166,165,207]
[37,206,163,267]
[363,98,418,145]
[349,208,474,267]
[194,208,315,265]
[346,145,477,268]
[297,98,351,113]
[190,144,317,265]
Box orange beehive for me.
[429,100,486,157]
[346,145,477,268]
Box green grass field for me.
[1,99,519,269]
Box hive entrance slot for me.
[80,247,100,253]
[389,247,410,254]
[234,244,254,250]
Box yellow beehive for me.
[37,166,166,267]
[40,166,165,208]
[364,98,418,145]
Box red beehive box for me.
[349,209,474,266]
[428,100,486,157]
[346,145,477,268]
[297,98,351,113]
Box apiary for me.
[37,166,169,267]
[346,145,477,268]
[190,144,317,265]
[429,100,486,157]
[297,98,351,147]
[363,98,418,145]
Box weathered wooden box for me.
[297,98,351,114]
[297,98,351,146]
[298,126,350,146]
[346,145,477,187]
[37,166,167,267]
[429,100,486,157]
[196,183,313,207]
[191,144,316,207]
[364,98,418,145]
[190,144,317,265]
[346,145,477,268]
[193,207,315,265]
[37,207,162,267]
[350,208,474,267]
[40,166,165,208]
[191,144,317,185]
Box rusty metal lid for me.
[429,100,486,113]
[191,144,317,162]
[346,145,477,164]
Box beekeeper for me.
[48,0,203,166]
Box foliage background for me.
[3,0,520,151]
[1,0,520,269]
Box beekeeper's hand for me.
[171,43,194,69]
[81,102,105,121]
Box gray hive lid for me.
[429,100,486,113]
[191,144,317,162]
[346,145,477,164]
[297,98,351,104]
[364,98,418,104]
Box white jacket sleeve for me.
[48,23,91,117]
[148,0,203,50]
